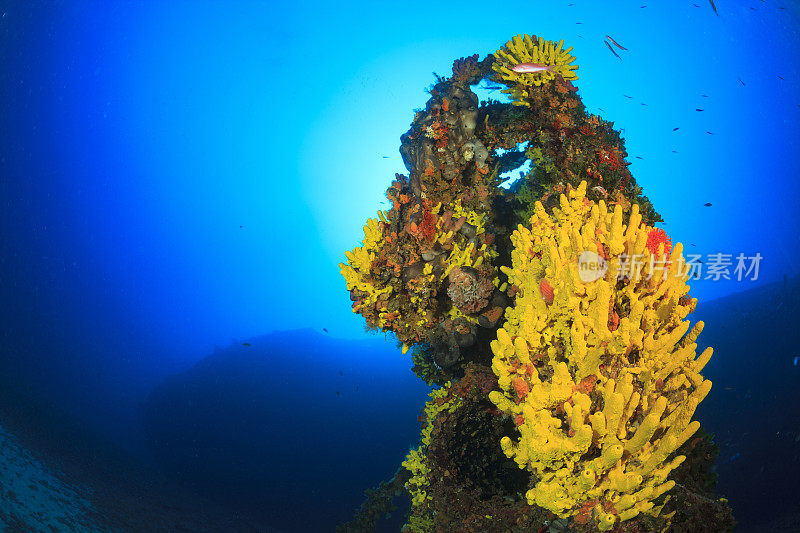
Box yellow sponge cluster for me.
[488,182,712,531]
[340,217,393,319]
[493,34,578,105]
[437,199,496,278]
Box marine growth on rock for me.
[339,34,733,533]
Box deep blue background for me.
[1,1,799,530]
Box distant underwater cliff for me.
[143,329,430,532]
[692,275,800,531]
[339,34,735,532]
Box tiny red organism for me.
[539,279,554,304]
[646,227,672,255]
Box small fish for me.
[641,102,647,106]
[511,62,553,73]
[323,327,329,333]
[242,342,252,347]
[605,40,622,60]
[701,94,709,97]
[576,21,584,24]
[382,156,389,158]
[704,202,712,206]
[738,77,746,86]
[605,35,627,50]
[696,108,704,111]
[671,150,678,153]
[673,127,680,131]
[709,0,719,15]
[623,94,633,98]
[635,156,643,159]
[690,243,696,246]
[777,75,785,80]
[706,131,714,135]
[239,225,243,228]
[591,185,608,198]
[356,386,359,391]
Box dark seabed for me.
[0,372,262,531]
[0,330,430,531]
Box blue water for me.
[1,1,798,531]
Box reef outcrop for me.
[339,34,733,532]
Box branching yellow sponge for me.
[340,218,393,322]
[492,34,578,106]
[488,182,712,531]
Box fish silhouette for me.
[605,36,627,50]
[605,41,622,60]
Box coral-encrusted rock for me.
[447,267,494,314]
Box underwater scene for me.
[1,1,799,532]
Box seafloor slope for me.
[0,370,265,531]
